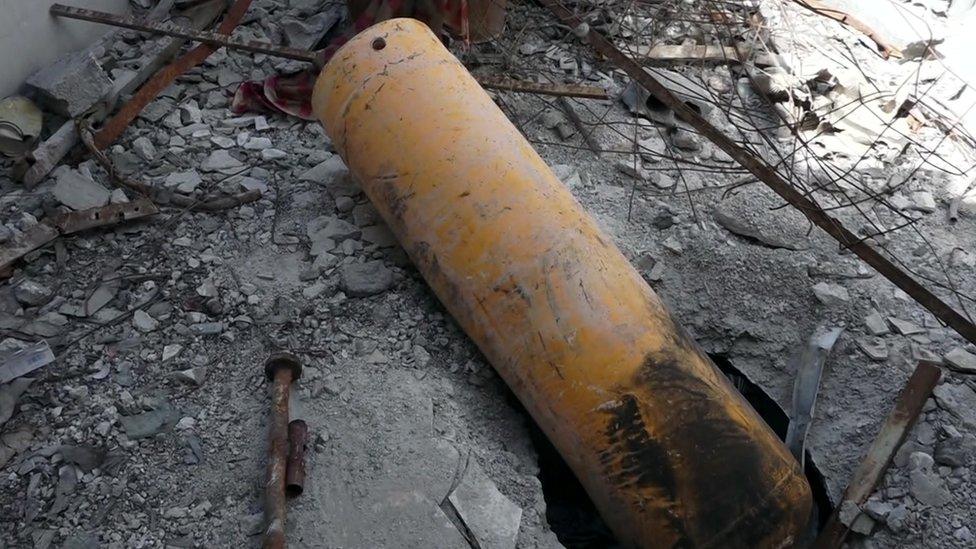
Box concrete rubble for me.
[0,0,974,547]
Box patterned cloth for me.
[231,0,468,120]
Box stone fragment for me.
[162,344,183,362]
[131,136,156,161]
[190,322,223,336]
[26,51,112,117]
[169,367,207,387]
[164,170,203,194]
[120,403,179,439]
[261,148,287,161]
[14,280,52,307]
[180,100,202,125]
[713,207,802,250]
[281,13,338,49]
[53,169,111,210]
[335,196,355,213]
[196,279,219,298]
[671,128,701,151]
[339,261,395,297]
[909,191,936,213]
[864,310,889,336]
[944,347,976,373]
[662,236,683,254]
[889,317,924,335]
[856,338,888,361]
[307,216,361,243]
[448,458,522,549]
[908,451,950,507]
[244,137,272,150]
[110,188,129,204]
[812,282,849,306]
[933,382,976,430]
[132,310,159,332]
[299,155,347,183]
[201,150,243,172]
[934,434,976,467]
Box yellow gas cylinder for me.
[313,18,811,548]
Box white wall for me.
[0,0,131,98]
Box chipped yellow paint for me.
[313,19,812,548]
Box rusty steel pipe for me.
[285,419,308,497]
[313,19,811,548]
[263,353,302,549]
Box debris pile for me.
[1,0,975,547]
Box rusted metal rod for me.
[285,420,308,497]
[813,360,941,548]
[89,0,254,149]
[539,0,976,347]
[263,353,302,549]
[476,75,609,100]
[51,4,317,62]
[50,4,610,101]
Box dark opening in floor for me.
[506,353,833,548]
[710,353,835,534]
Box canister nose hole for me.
[372,37,386,50]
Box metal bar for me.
[52,4,610,101]
[285,419,308,497]
[51,4,317,63]
[813,361,941,548]
[47,199,159,235]
[557,96,601,157]
[263,353,302,549]
[785,326,843,465]
[91,0,254,149]
[539,0,976,347]
[476,75,609,100]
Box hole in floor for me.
[507,353,833,548]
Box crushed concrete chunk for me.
[201,150,244,172]
[133,310,160,332]
[26,51,112,117]
[339,261,395,297]
[53,169,111,210]
[448,458,522,549]
[299,155,347,183]
[889,317,924,335]
[944,347,976,373]
[933,382,976,431]
[812,282,849,306]
[864,310,889,336]
[120,403,179,439]
[307,216,361,243]
[131,136,156,161]
[908,451,950,507]
[856,338,888,361]
[910,191,937,213]
[14,280,53,307]
[164,170,203,193]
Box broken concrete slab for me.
[812,282,850,307]
[448,458,522,549]
[944,347,976,374]
[201,150,244,172]
[164,170,203,194]
[52,169,111,211]
[307,216,361,243]
[26,51,113,118]
[119,402,180,439]
[299,155,347,183]
[339,261,395,297]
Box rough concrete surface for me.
[1,0,976,548]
